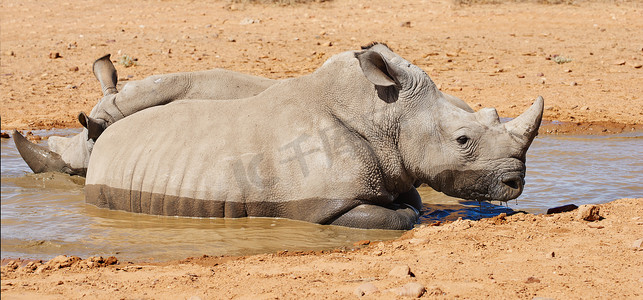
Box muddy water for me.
[2,129,641,262]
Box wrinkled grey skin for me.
[85,43,543,230]
[14,55,276,177]
[15,54,472,178]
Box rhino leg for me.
[329,188,422,230]
[12,130,83,176]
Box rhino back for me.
[85,95,384,223]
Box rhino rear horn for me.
[93,54,118,96]
[78,112,106,141]
[13,130,71,174]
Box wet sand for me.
[1,0,642,298]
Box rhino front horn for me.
[12,130,72,174]
[505,96,544,145]
[93,54,118,96]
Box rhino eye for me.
[456,135,469,145]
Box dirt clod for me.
[354,282,378,296]
[395,282,426,298]
[577,204,602,221]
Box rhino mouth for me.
[432,164,526,202]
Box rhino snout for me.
[497,173,525,200]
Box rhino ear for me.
[356,51,404,89]
[78,112,106,141]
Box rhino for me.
[14,54,474,178]
[85,43,543,230]
[13,55,276,177]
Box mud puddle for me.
[1,129,641,261]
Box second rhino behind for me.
[14,54,474,177]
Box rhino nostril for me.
[503,178,522,190]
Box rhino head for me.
[355,43,543,202]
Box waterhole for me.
[2,129,641,262]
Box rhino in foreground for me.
[14,54,473,178]
[85,43,543,229]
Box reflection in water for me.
[1,130,641,261]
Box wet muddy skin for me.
[1,129,641,262]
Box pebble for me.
[612,59,626,65]
[587,223,604,229]
[632,238,643,250]
[580,106,590,111]
[388,265,413,278]
[525,276,541,283]
[396,282,426,298]
[353,240,370,246]
[0,132,10,138]
[69,66,79,72]
[49,52,61,59]
[400,21,411,28]
[354,282,378,296]
[576,204,602,221]
[240,18,260,25]
[570,81,578,86]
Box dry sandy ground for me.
[1,0,642,299]
[2,198,642,299]
[0,0,641,133]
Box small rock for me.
[21,261,39,273]
[564,69,572,73]
[240,18,260,25]
[400,21,411,28]
[396,282,426,298]
[544,106,555,111]
[49,52,61,59]
[516,74,525,78]
[632,238,643,250]
[354,282,378,296]
[4,260,19,270]
[547,204,578,214]
[632,64,642,69]
[612,59,626,65]
[227,38,236,43]
[326,41,333,47]
[69,66,79,72]
[525,276,541,283]
[46,255,81,269]
[570,81,578,86]
[577,204,602,221]
[0,132,10,139]
[539,78,546,84]
[353,240,370,246]
[580,106,590,111]
[389,265,414,278]
[536,72,544,77]
[65,84,77,89]
[4,50,15,56]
